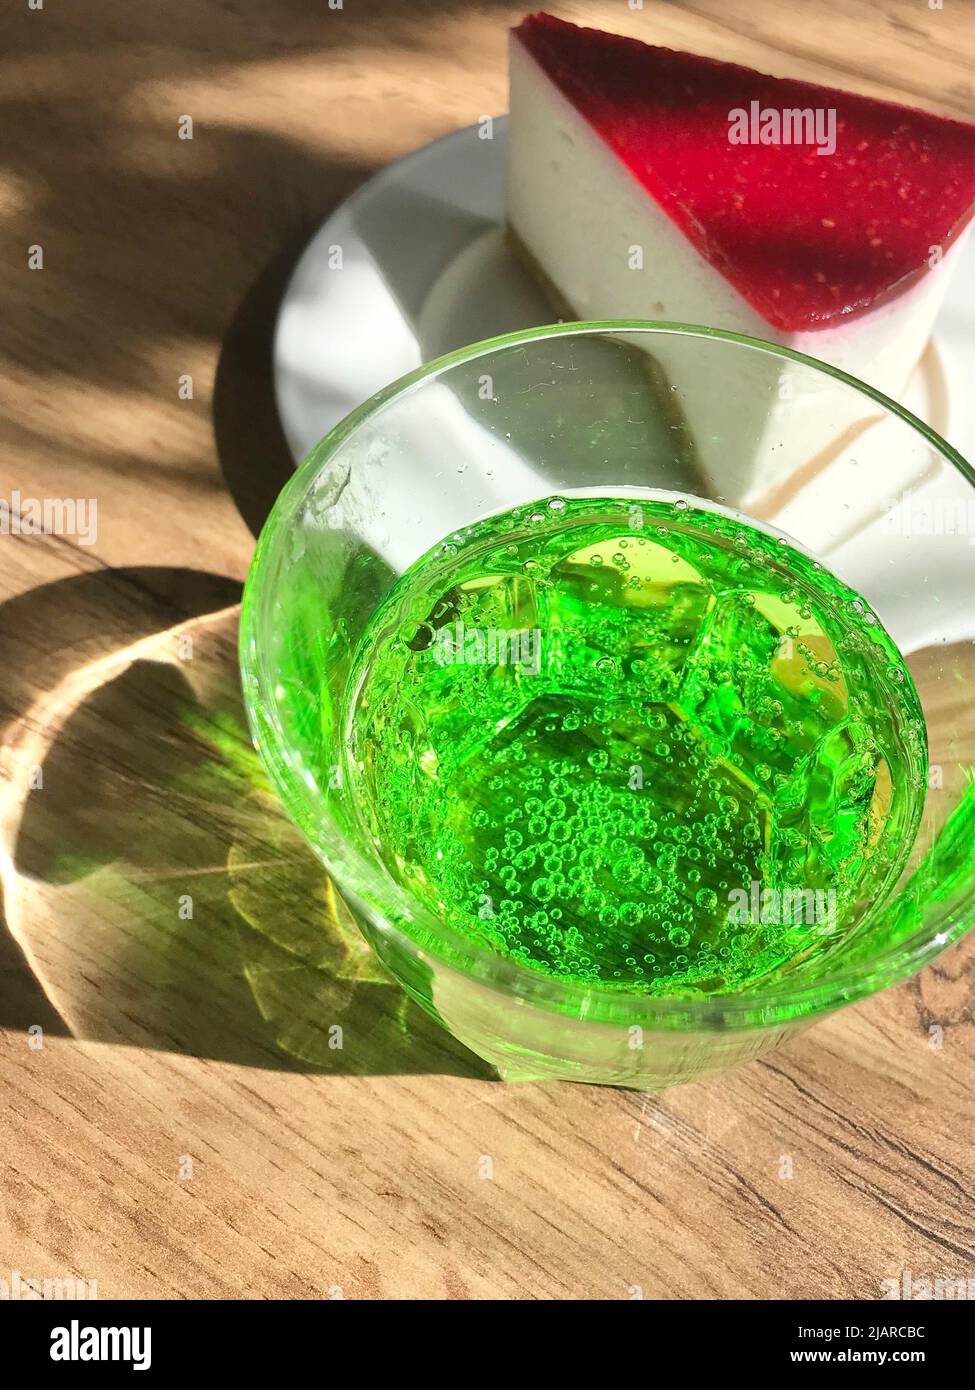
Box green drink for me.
[243,324,974,1086]
[344,495,926,1000]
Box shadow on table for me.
[0,567,491,1079]
[0,3,529,1076]
[1,0,524,508]
[212,231,310,539]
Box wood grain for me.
[0,0,972,1300]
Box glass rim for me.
[295,318,975,494]
[241,319,975,1024]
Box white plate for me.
[272,120,975,651]
[273,117,975,469]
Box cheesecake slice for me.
[506,13,975,503]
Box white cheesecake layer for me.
[506,36,966,503]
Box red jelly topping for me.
[515,13,975,331]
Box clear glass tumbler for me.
[240,323,974,1088]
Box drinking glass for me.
[240,323,974,1088]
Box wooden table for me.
[1,0,971,1300]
